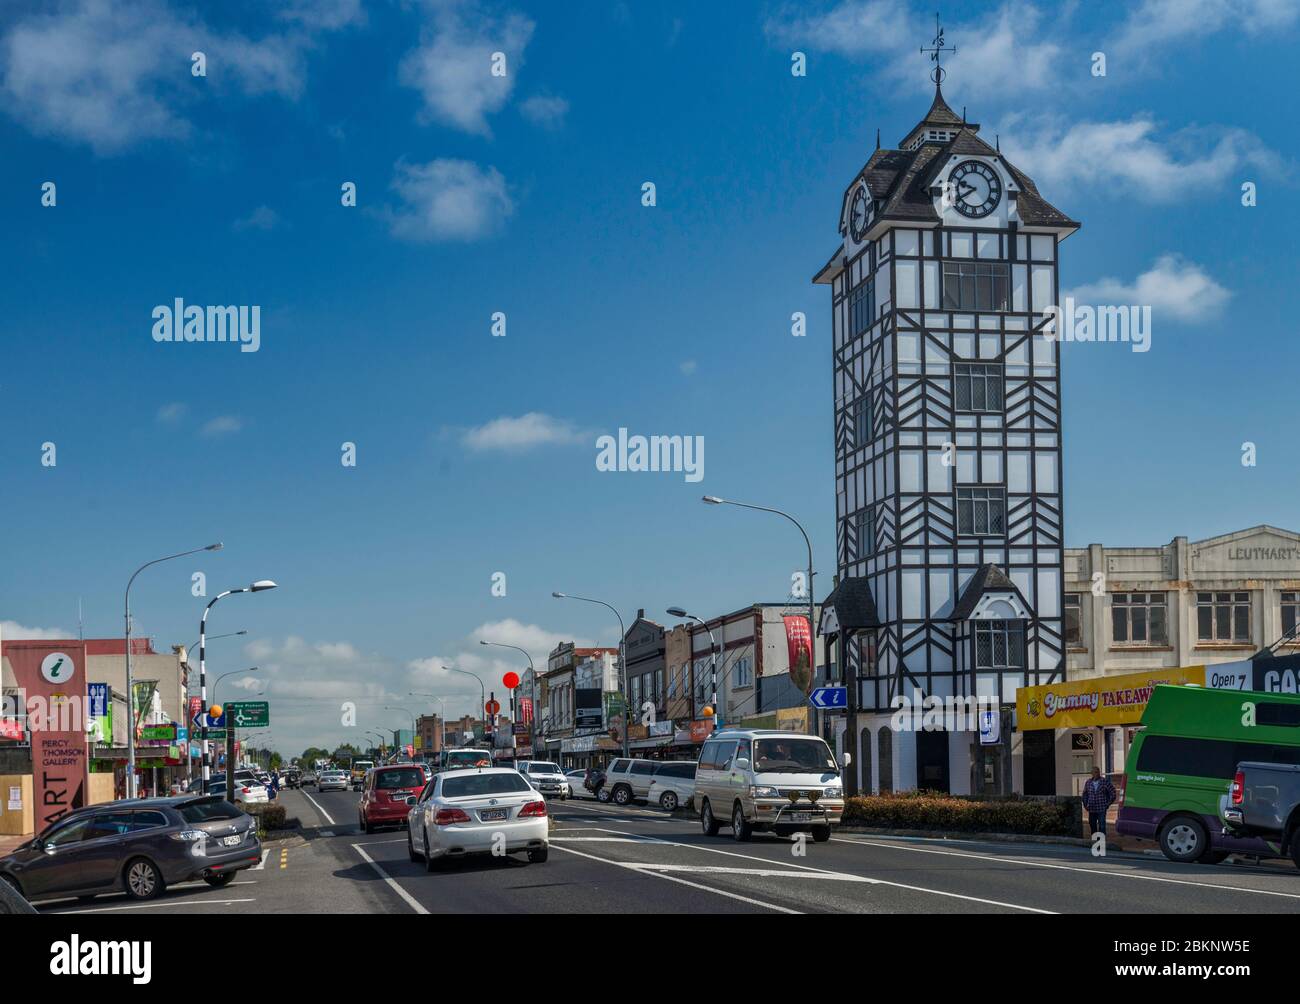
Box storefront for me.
[1015,665,1207,796]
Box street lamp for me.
[124,542,223,798]
[480,639,536,755]
[212,667,260,706]
[703,495,821,737]
[443,667,487,745]
[667,607,720,729]
[201,579,277,795]
[409,693,448,756]
[553,591,628,757]
[180,629,245,785]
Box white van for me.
[695,729,848,842]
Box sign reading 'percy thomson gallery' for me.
[1015,655,1300,731]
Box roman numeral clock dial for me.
[949,159,1002,218]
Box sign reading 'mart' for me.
[6,640,90,831]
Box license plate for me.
[220,834,242,847]
[790,812,812,823]
[480,809,508,821]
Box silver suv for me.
[601,759,696,807]
[517,761,569,799]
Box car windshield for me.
[529,763,561,774]
[377,769,425,789]
[441,773,531,798]
[753,739,837,773]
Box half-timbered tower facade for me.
[816,81,1079,795]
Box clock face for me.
[948,160,1002,219]
[849,187,869,241]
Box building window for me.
[1284,592,1300,639]
[849,279,874,336]
[954,362,1004,412]
[1064,594,1083,647]
[974,621,1025,670]
[1197,592,1251,644]
[854,509,874,558]
[942,261,1010,311]
[652,669,662,707]
[956,487,1005,536]
[734,657,752,688]
[853,394,872,446]
[1112,593,1169,646]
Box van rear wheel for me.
[1157,816,1209,863]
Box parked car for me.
[601,758,655,806]
[0,796,262,903]
[564,769,590,798]
[360,764,429,833]
[695,729,847,842]
[207,779,270,806]
[406,768,548,868]
[301,770,318,785]
[648,762,697,812]
[282,770,302,789]
[318,770,350,792]
[1220,761,1300,868]
[517,761,569,799]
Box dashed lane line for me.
[49,898,256,914]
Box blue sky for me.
[1,0,1297,755]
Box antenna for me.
[875,127,881,150]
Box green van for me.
[1117,684,1300,863]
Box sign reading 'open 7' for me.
[225,701,269,727]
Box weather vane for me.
[920,12,955,85]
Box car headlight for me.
[824,786,843,799]
[750,786,781,799]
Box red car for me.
[359,764,431,833]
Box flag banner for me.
[783,615,815,694]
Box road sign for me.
[809,686,847,709]
[226,701,269,728]
[192,710,225,730]
[197,728,226,740]
[484,699,501,716]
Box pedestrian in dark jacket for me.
[1082,767,1117,836]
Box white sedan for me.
[406,768,548,869]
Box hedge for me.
[245,802,289,833]
[841,790,1080,836]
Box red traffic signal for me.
[503,671,520,690]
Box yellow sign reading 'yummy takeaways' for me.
[1016,666,1207,730]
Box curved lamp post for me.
[479,639,536,754]
[552,592,628,757]
[667,607,720,729]
[125,542,223,798]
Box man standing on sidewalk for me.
[1082,766,1116,836]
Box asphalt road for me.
[36,786,1300,914]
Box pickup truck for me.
[1219,761,1300,869]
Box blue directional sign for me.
[192,710,225,730]
[809,686,847,709]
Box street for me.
[34,789,1300,916]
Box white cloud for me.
[232,205,282,232]
[156,401,187,423]
[277,0,367,31]
[765,0,1062,101]
[0,620,73,640]
[385,158,513,242]
[0,0,343,154]
[459,412,584,451]
[1110,0,1300,63]
[519,93,568,129]
[1001,116,1283,203]
[200,415,244,437]
[399,1,534,136]
[1067,254,1231,322]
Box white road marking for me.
[832,837,1300,901]
[550,842,801,914]
[639,864,877,881]
[49,898,255,914]
[579,825,1054,914]
[299,788,337,826]
[351,843,429,915]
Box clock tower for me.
[815,45,1079,797]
